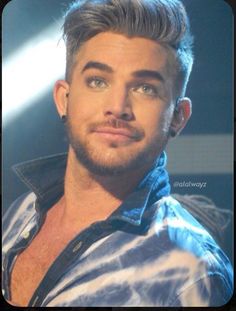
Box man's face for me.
[65,32,176,175]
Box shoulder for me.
[153,195,231,265]
[3,191,36,223]
[2,192,37,251]
[153,195,218,253]
[148,196,233,305]
[152,195,234,274]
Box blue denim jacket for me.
[2,152,233,307]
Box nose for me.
[103,86,134,121]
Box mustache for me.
[88,118,145,140]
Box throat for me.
[65,147,148,201]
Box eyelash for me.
[132,84,158,97]
[86,76,108,89]
[85,76,159,97]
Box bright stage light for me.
[2,20,66,125]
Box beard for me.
[65,116,169,176]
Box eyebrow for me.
[132,70,165,82]
[81,61,165,82]
[81,61,113,74]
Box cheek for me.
[156,104,174,131]
[137,105,173,138]
[67,92,98,123]
[67,100,88,136]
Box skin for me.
[53,32,192,225]
[10,32,192,307]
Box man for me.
[2,0,233,307]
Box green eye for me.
[86,77,108,89]
[133,84,158,97]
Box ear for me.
[169,97,192,137]
[53,80,70,117]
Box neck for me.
[60,148,152,227]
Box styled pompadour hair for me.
[63,0,194,97]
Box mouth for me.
[92,127,140,143]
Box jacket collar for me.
[13,152,170,226]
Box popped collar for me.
[2,151,233,307]
[12,151,171,226]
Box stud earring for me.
[61,115,67,123]
[170,129,176,137]
[175,97,181,109]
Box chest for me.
[10,223,77,306]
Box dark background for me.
[2,0,233,261]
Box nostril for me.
[103,97,134,120]
[105,111,113,116]
[104,109,133,121]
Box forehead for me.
[73,32,176,78]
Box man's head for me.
[54,0,193,176]
[63,0,194,98]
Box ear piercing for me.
[61,93,69,122]
[61,115,67,123]
[175,97,181,111]
[170,129,176,137]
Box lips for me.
[88,119,144,143]
[93,127,136,139]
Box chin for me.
[67,126,168,176]
[73,140,162,177]
[76,149,142,176]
